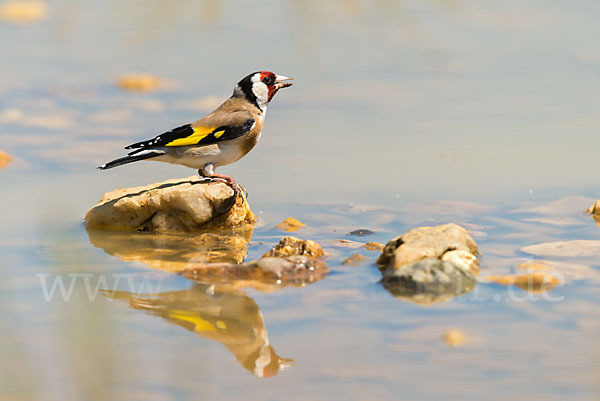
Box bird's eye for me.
[262,76,274,85]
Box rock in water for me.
[84,177,255,232]
[0,150,11,169]
[377,223,479,304]
[275,217,305,232]
[586,200,600,224]
[377,223,478,270]
[342,254,367,266]
[381,258,476,300]
[117,74,162,92]
[443,329,466,347]
[262,236,325,258]
[363,242,385,252]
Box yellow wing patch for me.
[169,309,217,333]
[165,126,217,147]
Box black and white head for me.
[233,71,293,112]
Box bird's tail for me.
[98,150,164,170]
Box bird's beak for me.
[274,75,294,90]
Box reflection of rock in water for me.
[86,226,253,272]
[102,285,293,378]
[381,258,476,305]
[181,256,329,293]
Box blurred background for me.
[2,1,600,400]
[2,0,600,204]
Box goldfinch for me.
[98,71,293,196]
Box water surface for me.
[2,1,600,400]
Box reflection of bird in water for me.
[102,284,293,377]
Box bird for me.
[98,71,293,198]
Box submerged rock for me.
[0,1,47,23]
[0,150,11,169]
[485,273,560,293]
[348,229,375,237]
[363,242,385,252]
[479,259,598,291]
[342,254,367,266]
[377,223,479,304]
[85,177,255,232]
[117,74,162,91]
[381,258,476,299]
[479,259,586,293]
[275,217,305,232]
[443,329,466,347]
[262,236,324,258]
[86,227,253,272]
[181,256,328,292]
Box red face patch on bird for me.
[259,71,277,101]
[259,71,293,102]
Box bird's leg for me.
[199,163,248,202]
[197,173,212,184]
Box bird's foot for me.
[208,173,248,204]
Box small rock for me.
[363,242,385,252]
[485,273,560,293]
[181,256,329,290]
[443,329,466,347]
[117,74,161,92]
[275,217,305,232]
[342,254,367,266]
[480,259,597,287]
[377,224,479,304]
[587,200,600,215]
[84,176,255,232]
[0,0,47,23]
[0,150,12,169]
[587,200,600,225]
[262,236,324,258]
[348,229,374,237]
[517,260,597,282]
[377,223,478,270]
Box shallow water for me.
[2,1,600,400]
